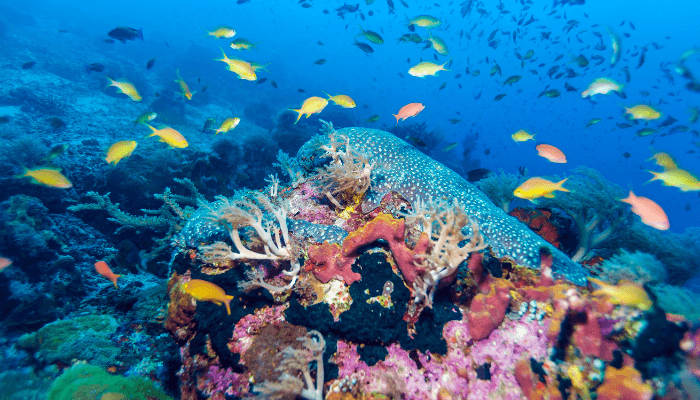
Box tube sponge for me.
[47,363,173,400]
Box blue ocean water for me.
[1,0,700,398]
[9,0,695,229]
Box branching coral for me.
[198,191,300,293]
[476,169,528,212]
[68,178,203,259]
[535,166,632,262]
[250,330,326,400]
[404,197,487,311]
[273,150,306,187]
[598,249,667,284]
[315,132,375,208]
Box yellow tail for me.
[557,178,569,192]
[288,109,302,124]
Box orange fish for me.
[0,257,12,272]
[393,103,425,125]
[94,260,122,289]
[620,191,669,230]
[536,144,567,163]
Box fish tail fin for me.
[14,166,29,180]
[357,24,365,33]
[113,274,122,289]
[404,14,411,25]
[137,29,144,41]
[323,91,332,100]
[288,109,302,124]
[145,124,158,135]
[105,77,115,89]
[392,114,400,125]
[442,58,452,70]
[620,190,635,204]
[645,170,660,183]
[224,295,234,315]
[556,178,569,192]
[587,276,609,291]
[219,47,228,61]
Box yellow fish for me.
[289,96,329,124]
[215,48,257,81]
[648,152,677,171]
[17,167,72,188]
[406,14,441,29]
[106,78,142,102]
[182,279,234,315]
[408,59,451,78]
[647,168,700,191]
[513,177,569,200]
[581,77,623,98]
[204,26,236,39]
[588,277,652,311]
[214,117,241,135]
[250,62,270,72]
[105,140,137,165]
[324,92,356,108]
[426,29,448,55]
[624,104,661,120]
[230,38,259,50]
[175,69,193,100]
[146,125,188,148]
[511,129,535,142]
[567,365,591,400]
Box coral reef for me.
[16,315,121,367]
[535,166,633,262]
[47,363,173,400]
[476,169,527,212]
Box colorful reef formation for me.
[154,122,698,400]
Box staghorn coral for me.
[476,169,528,212]
[69,178,203,259]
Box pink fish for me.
[536,144,567,163]
[0,257,12,272]
[393,103,425,124]
[620,191,669,230]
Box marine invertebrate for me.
[9,88,69,116]
[509,207,561,249]
[297,125,589,285]
[596,366,653,400]
[250,330,326,400]
[597,249,667,284]
[404,197,487,311]
[16,315,121,367]
[315,133,375,208]
[535,166,632,262]
[47,363,173,400]
[476,169,527,212]
[198,190,300,292]
[70,178,202,259]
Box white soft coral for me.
[316,133,375,208]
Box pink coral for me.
[197,365,249,398]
